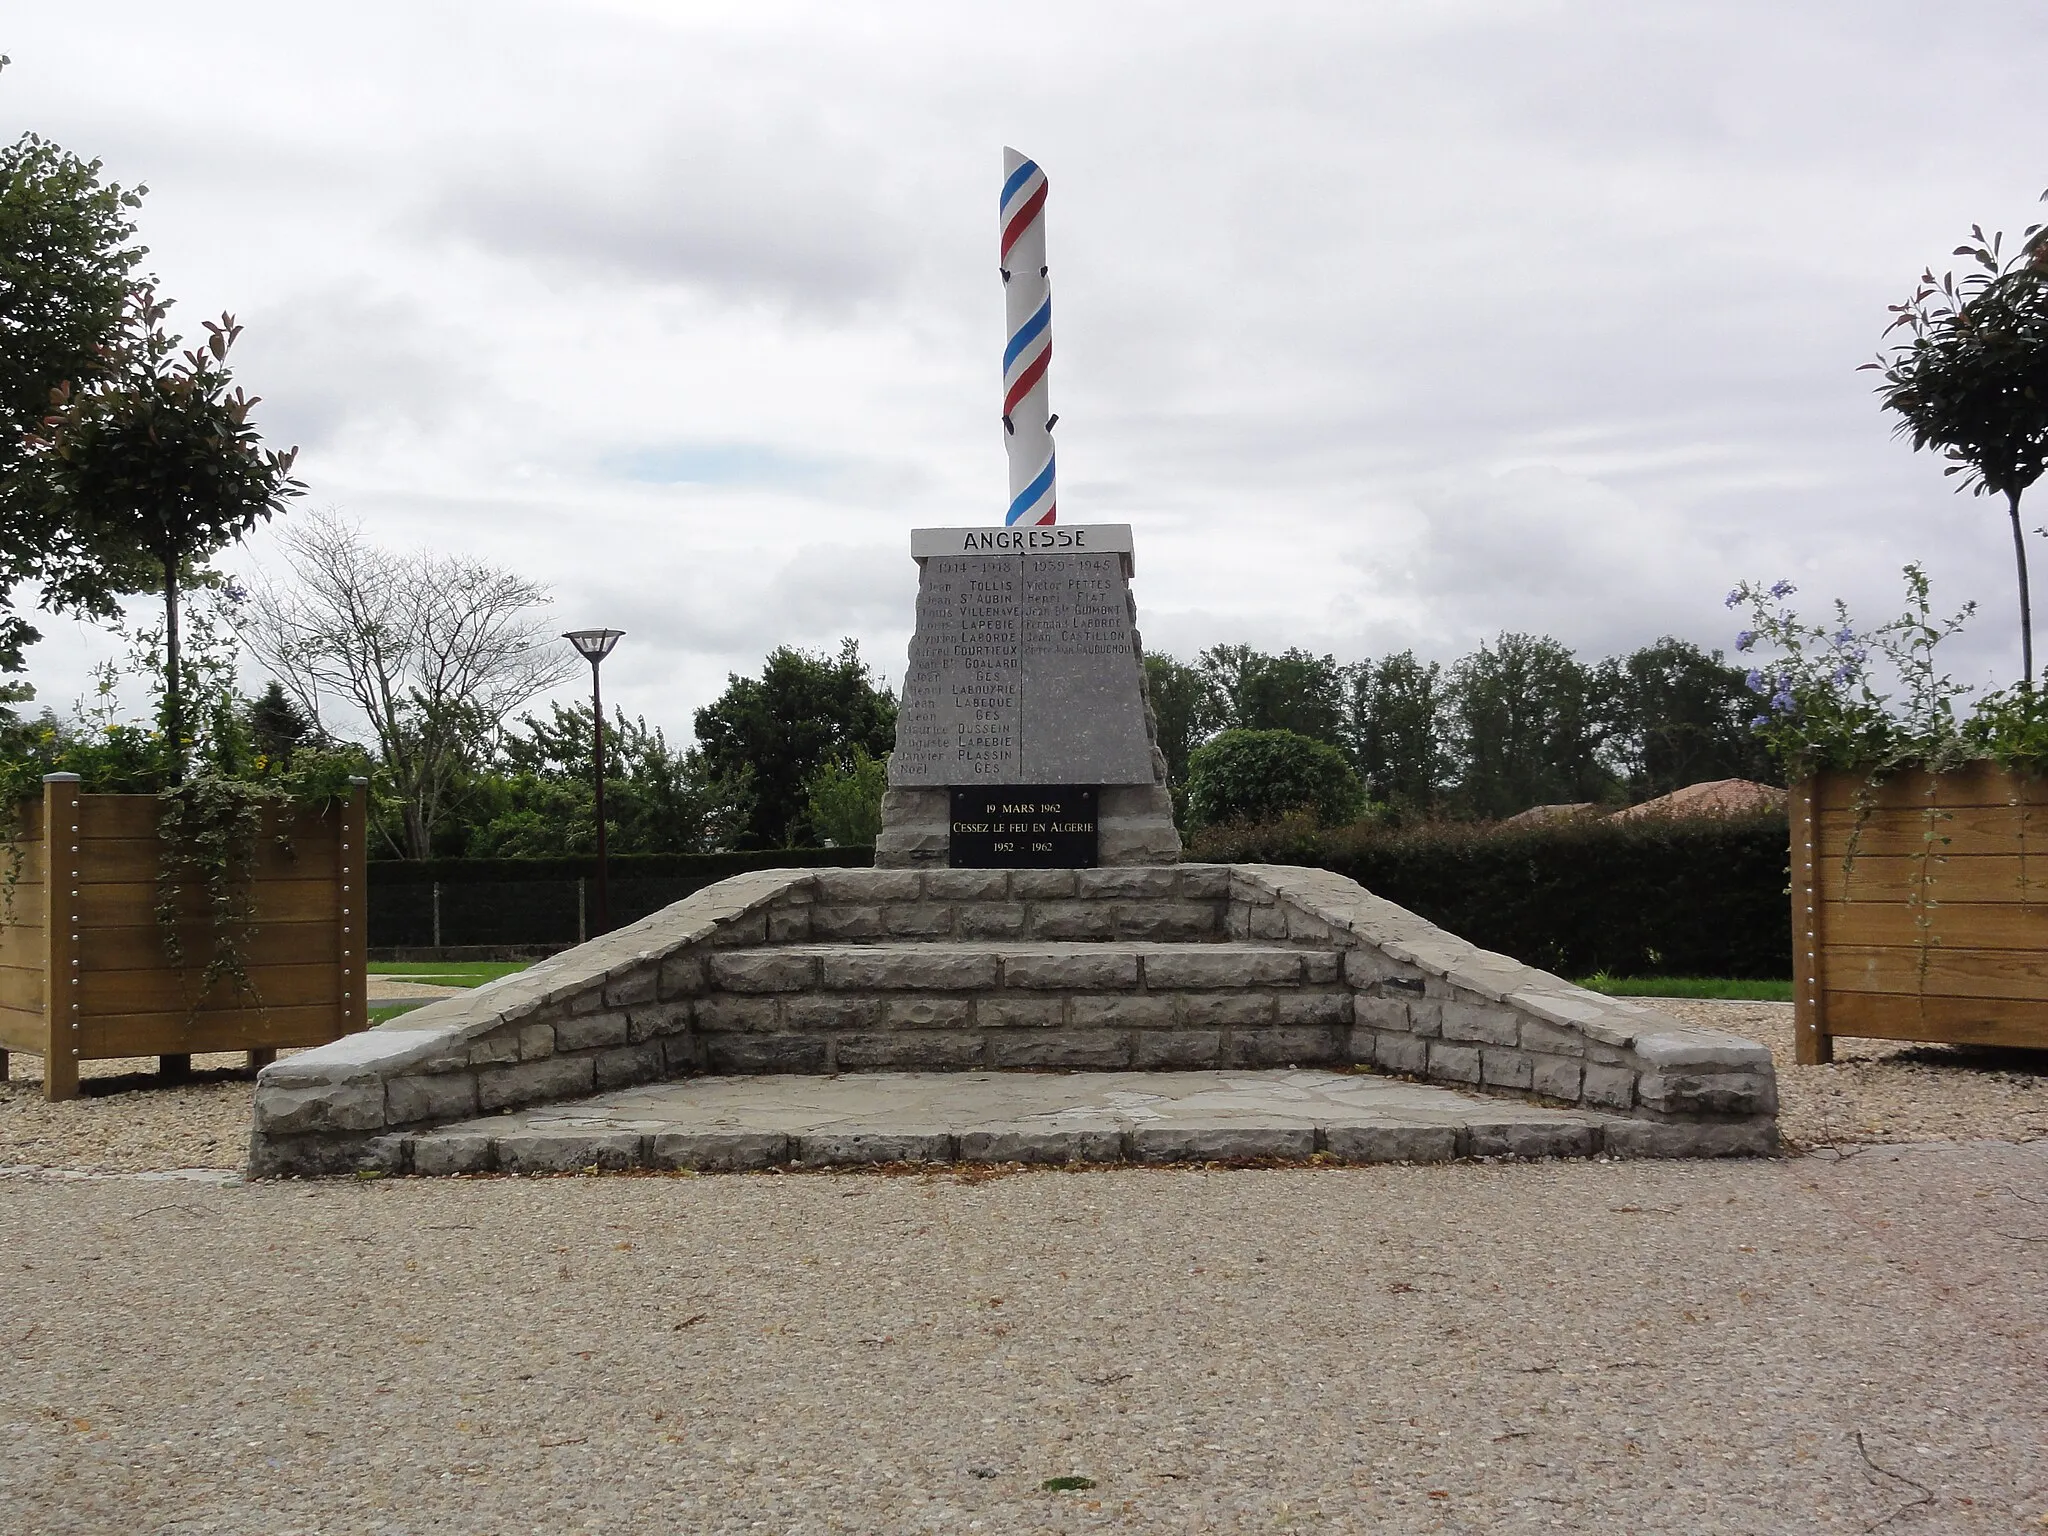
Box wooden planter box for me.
[0,774,368,1100]
[1790,763,2048,1063]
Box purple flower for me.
[1744,668,1766,693]
[1735,630,1756,652]
[1833,625,1855,645]
[1770,579,1796,599]
[1770,683,1796,714]
[1725,588,1743,609]
[1831,662,1854,686]
[1750,714,1771,730]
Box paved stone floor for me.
[417,1069,1621,1173]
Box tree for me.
[237,510,577,857]
[247,680,314,760]
[1195,643,1348,746]
[1448,633,1616,819]
[1347,650,1451,814]
[1598,637,1777,798]
[693,641,897,847]
[1184,728,1365,828]
[1142,652,1217,784]
[1864,191,2048,683]
[0,70,150,673]
[804,745,888,848]
[38,287,302,763]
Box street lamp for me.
[563,628,624,936]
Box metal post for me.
[590,658,609,936]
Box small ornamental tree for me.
[1864,190,2048,683]
[37,287,303,767]
[1184,728,1366,829]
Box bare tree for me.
[239,509,578,857]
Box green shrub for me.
[804,746,889,848]
[1184,729,1365,828]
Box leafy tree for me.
[0,71,150,672]
[1346,650,1451,815]
[1598,637,1777,797]
[37,287,302,765]
[1196,643,1348,746]
[1184,728,1366,828]
[247,680,314,760]
[1448,633,1617,819]
[1142,652,1217,785]
[1864,191,2048,682]
[804,745,888,848]
[693,640,896,846]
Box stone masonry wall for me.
[249,864,1777,1175]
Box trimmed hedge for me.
[1189,814,1790,980]
[366,847,871,949]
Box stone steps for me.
[683,941,1354,1075]
[407,1068,1613,1176]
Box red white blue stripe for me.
[1000,147,1056,526]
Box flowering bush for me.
[1728,562,2048,777]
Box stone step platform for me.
[689,941,1351,1076]
[405,1068,1616,1176]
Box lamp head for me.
[563,628,624,663]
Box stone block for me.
[1324,1122,1459,1163]
[1178,992,1275,1027]
[604,971,659,1007]
[816,869,921,903]
[955,904,1029,938]
[976,996,1065,1030]
[1440,1002,1519,1046]
[496,1132,643,1174]
[1071,994,1176,1029]
[834,1032,983,1070]
[1586,1042,1635,1067]
[647,1131,792,1171]
[1132,1030,1223,1069]
[661,1036,705,1075]
[518,1023,555,1060]
[923,869,1011,901]
[794,1130,953,1166]
[658,953,704,999]
[1480,1047,1535,1090]
[627,1005,690,1042]
[569,987,608,1015]
[708,912,769,947]
[1518,1018,1588,1058]
[1636,1071,1777,1117]
[1075,867,1178,900]
[886,996,973,1029]
[595,1041,666,1091]
[987,1031,1131,1069]
[1130,1125,1316,1163]
[884,903,956,937]
[1001,950,1139,990]
[956,1125,1124,1164]
[784,995,883,1032]
[1300,952,1342,984]
[386,1071,478,1126]
[1010,869,1076,899]
[708,951,819,992]
[1097,824,1184,866]
[693,995,783,1034]
[1144,949,1303,989]
[467,1031,521,1068]
[253,1081,385,1135]
[1224,905,1252,940]
[1601,1117,1777,1159]
[1354,996,1412,1032]
[478,1055,594,1112]
[1427,1041,1483,1085]
[1465,1117,1598,1160]
[554,1010,632,1052]
[356,1135,410,1176]
[1531,1056,1584,1101]
[1284,908,1334,943]
[1370,1030,1430,1076]
[410,1133,495,1176]
[1029,901,1115,940]
[1224,1025,1345,1067]
[1581,1063,1636,1110]
[766,906,812,943]
[809,905,888,940]
[822,950,998,991]
[1276,990,1352,1026]
[1175,865,1231,901]
[1109,901,1223,941]
[701,1035,828,1075]
[1247,904,1288,940]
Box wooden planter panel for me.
[0,777,369,1099]
[1792,768,2048,1062]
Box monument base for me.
[875,783,1181,869]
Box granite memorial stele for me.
[875,523,1183,869]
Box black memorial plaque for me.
[948,786,1098,868]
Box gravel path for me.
[2,1144,2043,1533]
[3,1001,2040,1172]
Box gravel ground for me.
[3,1000,2040,1172]
[1,1144,2044,1534]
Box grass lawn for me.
[367,960,532,988]
[1575,974,1793,1003]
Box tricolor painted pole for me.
[1000,147,1056,526]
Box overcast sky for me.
[10,0,2048,736]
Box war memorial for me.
[245,151,1776,1176]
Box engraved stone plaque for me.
[1020,552,1153,781]
[892,555,1022,783]
[948,785,1098,868]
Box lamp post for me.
[563,628,624,935]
